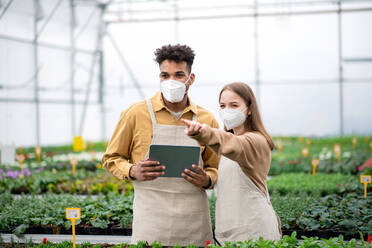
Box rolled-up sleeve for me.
[102,110,134,181]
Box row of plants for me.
[0,193,133,237]
[0,157,101,171]
[0,192,370,238]
[1,232,371,248]
[1,169,365,197]
[269,151,372,175]
[266,173,364,196]
[272,136,371,160]
[0,169,113,194]
[272,193,371,235]
[3,137,370,172]
[18,142,106,157]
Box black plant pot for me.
[110,226,125,235]
[25,226,43,234]
[84,226,108,235]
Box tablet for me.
[149,144,200,178]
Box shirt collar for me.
[151,91,198,115]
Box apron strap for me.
[146,99,157,127]
[264,184,272,205]
[191,104,198,121]
[147,98,198,123]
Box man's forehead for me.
[160,70,186,74]
[159,60,188,71]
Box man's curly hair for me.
[154,44,195,72]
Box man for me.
[102,44,220,246]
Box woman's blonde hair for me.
[219,82,274,150]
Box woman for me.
[182,82,281,242]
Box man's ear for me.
[189,73,195,85]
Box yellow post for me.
[333,144,341,164]
[302,148,309,158]
[298,137,303,143]
[360,175,371,199]
[35,146,42,163]
[16,154,25,173]
[364,183,368,200]
[70,159,78,175]
[66,208,81,248]
[365,136,369,144]
[352,137,357,150]
[370,141,372,152]
[72,219,76,248]
[312,159,319,176]
[277,143,283,154]
[276,138,282,154]
[306,139,311,148]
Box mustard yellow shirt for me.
[102,91,221,188]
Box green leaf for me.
[13,223,29,237]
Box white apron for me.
[131,99,213,246]
[215,156,281,243]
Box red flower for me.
[206,240,210,247]
[289,160,297,165]
[359,157,372,171]
[43,238,47,246]
[367,235,372,243]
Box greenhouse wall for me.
[1,0,371,147]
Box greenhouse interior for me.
[0,0,371,247]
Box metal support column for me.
[254,0,260,105]
[33,0,41,146]
[107,32,145,99]
[98,4,106,141]
[78,52,98,136]
[174,0,179,43]
[0,0,13,20]
[70,0,76,138]
[337,0,344,135]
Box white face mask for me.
[219,107,248,130]
[160,75,191,103]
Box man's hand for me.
[181,119,207,136]
[130,158,165,181]
[182,164,211,188]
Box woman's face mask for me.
[160,75,191,103]
[219,107,248,130]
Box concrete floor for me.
[0,233,131,245]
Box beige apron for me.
[215,156,281,243]
[131,99,213,246]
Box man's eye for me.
[176,74,184,78]
[161,74,169,78]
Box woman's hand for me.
[181,119,207,136]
